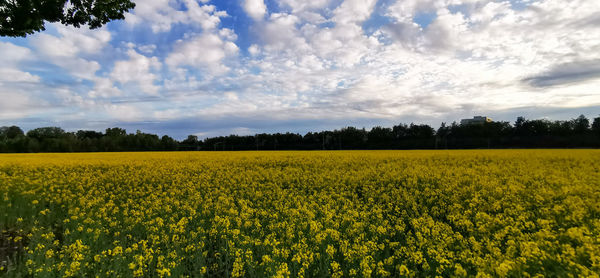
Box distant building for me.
[460,116,492,125]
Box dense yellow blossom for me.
[0,150,599,277]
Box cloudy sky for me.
[1,0,599,139]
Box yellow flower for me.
[1,150,598,277]
[326,245,336,258]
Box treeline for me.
[0,127,177,153]
[1,115,599,153]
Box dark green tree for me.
[181,135,200,151]
[76,130,103,139]
[160,135,178,151]
[182,135,198,145]
[335,127,367,149]
[572,114,590,134]
[105,127,126,137]
[592,116,600,136]
[0,125,24,139]
[26,126,65,140]
[514,116,526,135]
[0,0,135,37]
[407,123,435,139]
[392,123,409,139]
[368,126,394,148]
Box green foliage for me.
[0,115,598,153]
[593,116,600,135]
[0,0,135,37]
[105,127,126,137]
[0,126,24,140]
[26,127,66,140]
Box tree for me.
[26,126,65,140]
[514,116,527,136]
[549,120,573,136]
[182,135,199,145]
[592,116,600,136]
[436,122,449,137]
[0,125,24,139]
[0,0,135,37]
[436,122,450,149]
[181,135,200,151]
[76,130,103,139]
[368,126,394,148]
[392,124,409,139]
[407,124,435,139]
[572,114,590,134]
[160,135,177,151]
[336,127,367,149]
[105,127,126,137]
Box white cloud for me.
[0,42,40,84]
[259,13,307,52]
[332,0,377,25]
[3,0,600,133]
[248,44,261,56]
[125,0,228,32]
[166,32,239,76]
[110,49,162,95]
[206,0,600,125]
[386,0,445,23]
[243,0,267,21]
[29,24,111,80]
[156,0,599,127]
[0,68,40,83]
[278,0,332,12]
[183,0,229,29]
[105,104,144,122]
[0,41,81,120]
[0,91,39,119]
[137,44,157,54]
[88,78,122,98]
[422,10,468,51]
[0,42,34,64]
[31,24,111,57]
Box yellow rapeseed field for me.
[1,150,599,277]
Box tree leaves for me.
[0,0,135,37]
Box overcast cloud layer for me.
[1,0,599,138]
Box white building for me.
[460,116,493,125]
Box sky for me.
[0,0,599,139]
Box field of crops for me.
[1,150,599,277]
